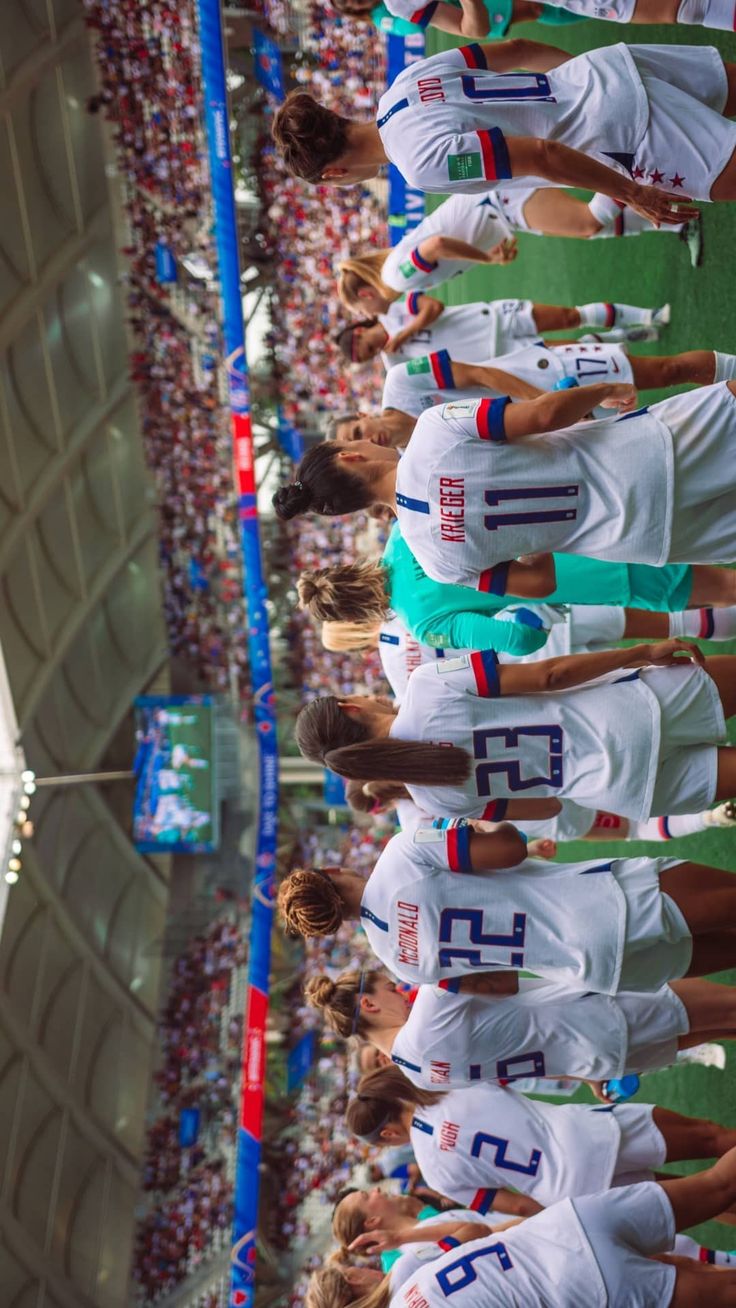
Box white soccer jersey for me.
[388,1209,607,1308]
[376,43,649,196]
[382,342,630,417]
[390,1208,496,1291]
[395,395,674,586]
[381,194,512,294]
[379,300,537,370]
[408,1084,622,1210]
[359,826,675,994]
[379,615,467,701]
[392,655,665,821]
[390,982,631,1086]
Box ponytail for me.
[272,442,374,522]
[337,253,396,312]
[278,867,346,938]
[303,968,384,1037]
[346,1064,441,1144]
[297,561,390,626]
[295,696,471,786]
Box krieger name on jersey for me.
[440,476,465,543]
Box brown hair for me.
[298,562,390,625]
[304,969,383,1039]
[278,867,345,938]
[324,412,361,442]
[345,779,373,813]
[338,254,396,312]
[272,442,373,521]
[306,1263,391,1308]
[347,1065,441,1148]
[272,92,351,183]
[334,318,380,365]
[295,695,471,785]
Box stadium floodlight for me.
[8,858,21,873]
[11,840,21,855]
[5,870,18,885]
[19,796,30,810]
[21,769,35,783]
[23,781,36,795]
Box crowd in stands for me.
[132,918,246,1302]
[84,0,254,696]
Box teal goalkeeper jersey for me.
[382,523,693,655]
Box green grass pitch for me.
[423,20,736,1245]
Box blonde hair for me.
[303,969,383,1040]
[321,618,382,652]
[298,562,390,625]
[306,1263,391,1308]
[338,253,397,312]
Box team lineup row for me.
[271,27,736,1308]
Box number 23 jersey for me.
[392,655,663,821]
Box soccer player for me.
[291,641,736,820]
[271,41,736,215]
[331,0,736,38]
[345,1067,736,1217]
[273,381,736,578]
[335,294,667,370]
[302,968,736,1087]
[278,829,736,990]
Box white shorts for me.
[640,665,726,814]
[554,342,634,387]
[611,1103,667,1184]
[489,298,539,355]
[628,45,734,201]
[654,383,736,564]
[570,603,626,651]
[494,181,543,234]
[617,858,693,991]
[619,983,690,1075]
[544,0,636,19]
[571,1182,677,1307]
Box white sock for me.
[714,351,736,382]
[677,0,736,30]
[673,1234,736,1264]
[576,302,655,330]
[630,813,709,840]
[669,606,736,639]
[587,192,681,237]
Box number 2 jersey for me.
[376,42,650,196]
[407,1083,626,1210]
[358,826,688,993]
[395,394,674,586]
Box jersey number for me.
[495,1051,546,1082]
[472,725,564,792]
[484,485,579,531]
[461,72,554,103]
[471,1131,542,1177]
[438,906,526,969]
[436,1243,513,1296]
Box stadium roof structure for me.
[0,4,172,1305]
[0,639,25,942]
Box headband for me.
[351,967,368,1035]
[352,1095,394,1145]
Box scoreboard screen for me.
[132,696,219,853]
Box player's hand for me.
[598,384,638,413]
[627,184,700,229]
[527,837,557,860]
[643,638,706,667]
[585,1079,611,1103]
[383,332,412,355]
[349,1229,395,1255]
[486,238,518,265]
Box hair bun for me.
[297,571,321,607]
[304,974,336,1009]
[273,481,313,520]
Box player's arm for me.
[476,38,571,72]
[418,234,506,266]
[498,383,639,439]
[385,294,444,355]
[504,137,699,229]
[477,554,559,600]
[428,0,491,38]
[450,971,520,997]
[497,639,705,696]
[450,359,544,402]
[441,608,551,657]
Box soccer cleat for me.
[676,1042,727,1069]
[703,800,736,829]
[679,216,704,269]
[643,304,671,328]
